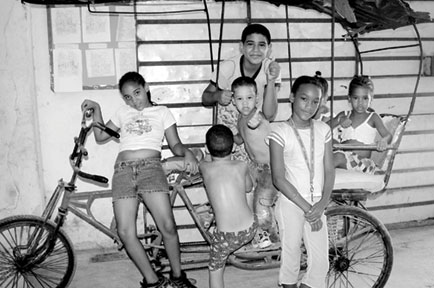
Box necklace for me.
[239,55,262,80]
[290,118,315,202]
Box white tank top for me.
[340,112,378,144]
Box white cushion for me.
[333,168,385,193]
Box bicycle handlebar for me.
[68,109,118,185]
[83,109,120,139]
[93,121,120,139]
[77,171,109,184]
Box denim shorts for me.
[111,158,170,202]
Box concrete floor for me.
[70,224,434,288]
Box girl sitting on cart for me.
[330,75,392,174]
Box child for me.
[330,75,392,174]
[231,76,278,246]
[81,71,198,288]
[201,23,281,161]
[267,75,335,288]
[199,124,257,288]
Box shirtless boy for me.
[199,124,257,288]
[232,76,279,245]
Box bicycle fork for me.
[20,181,72,269]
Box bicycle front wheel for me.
[326,206,393,288]
[0,215,76,288]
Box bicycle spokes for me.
[0,216,75,288]
[327,207,393,288]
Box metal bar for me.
[330,0,335,125]
[381,24,424,187]
[405,24,424,123]
[393,166,434,173]
[88,1,206,15]
[398,148,434,154]
[368,199,434,211]
[114,76,427,87]
[333,144,397,150]
[358,37,434,41]
[404,130,434,135]
[204,0,214,74]
[68,205,119,241]
[137,55,422,66]
[285,5,293,90]
[384,183,434,193]
[213,0,226,125]
[137,37,434,45]
[137,18,335,25]
[360,44,422,54]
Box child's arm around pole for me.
[165,124,199,175]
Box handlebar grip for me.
[78,171,109,184]
[103,126,120,139]
[94,122,120,139]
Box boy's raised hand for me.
[340,115,352,128]
[266,58,280,82]
[247,109,262,129]
[217,89,233,106]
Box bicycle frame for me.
[34,115,214,258]
[170,175,213,248]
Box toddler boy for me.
[200,124,257,288]
[232,76,279,246]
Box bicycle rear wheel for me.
[326,206,393,288]
[0,215,76,288]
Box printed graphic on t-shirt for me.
[125,115,152,135]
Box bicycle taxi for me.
[0,1,429,288]
[0,102,408,288]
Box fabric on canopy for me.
[20,0,431,35]
[253,0,431,35]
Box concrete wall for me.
[0,0,45,218]
[0,0,433,250]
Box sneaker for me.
[141,273,175,288]
[252,231,272,249]
[170,271,197,288]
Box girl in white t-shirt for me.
[268,75,335,288]
[82,72,198,288]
